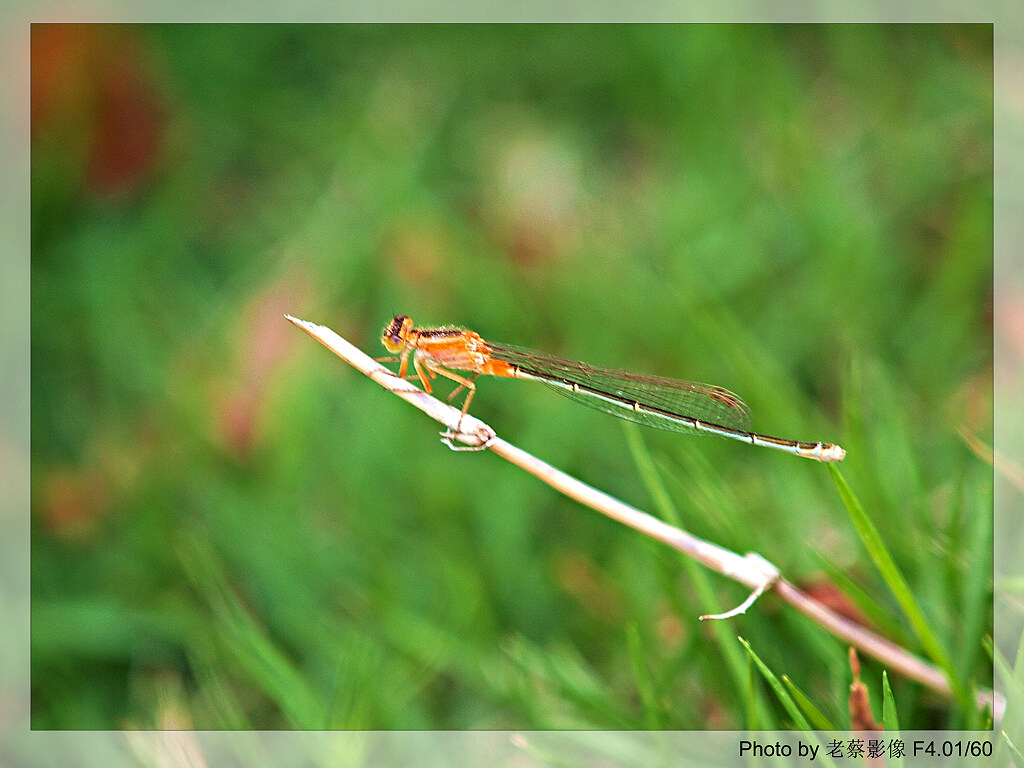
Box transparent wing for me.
[487,341,752,435]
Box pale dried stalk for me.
[285,315,1001,720]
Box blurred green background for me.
[31,24,993,729]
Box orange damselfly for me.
[380,315,845,462]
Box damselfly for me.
[380,315,845,462]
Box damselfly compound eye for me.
[381,315,410,354]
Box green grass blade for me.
[744,651,762,730]
[739,640,840,768]
[827,464,968,711]
[781,674,837,730]
[881,671,901,731]
[739,636,811,729]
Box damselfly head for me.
[381,315,414,353]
